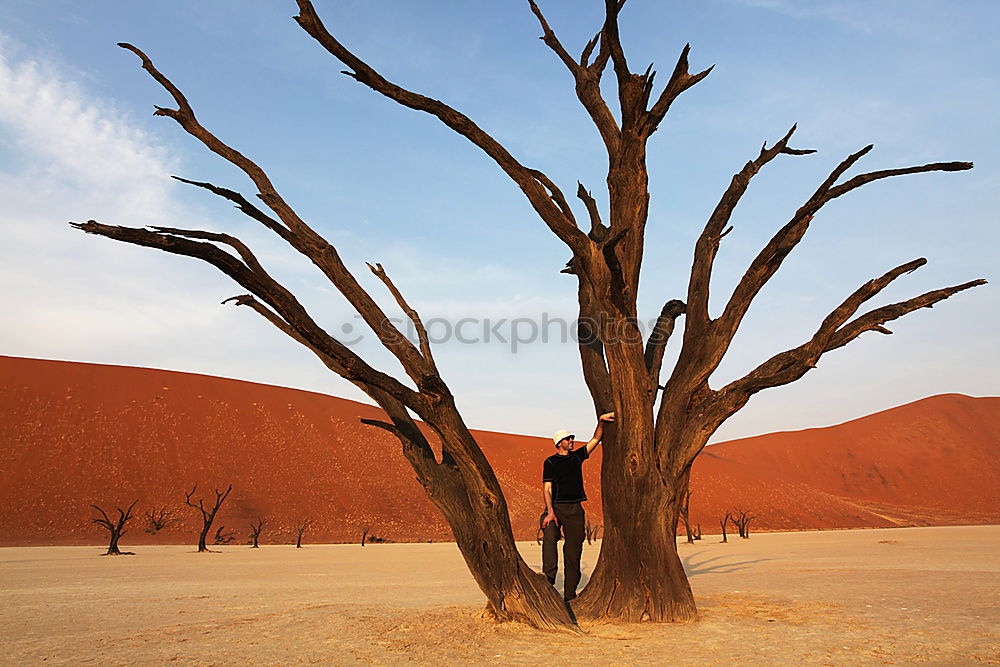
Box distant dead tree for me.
[91,500,138,556]
[144,506,175,534]
[720,512,733,543]
[679,489,695,543]
[361,526,370,547]
[585,520,602,545]
[295,519,310,548]
[732,508,753,539]
[184,483,232,552]
[694,524,701,541]
[248,517,265,548]
[214,525,237,545]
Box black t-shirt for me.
[542,447,590,503]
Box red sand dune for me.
[1,356,997,546]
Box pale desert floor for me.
[1,526,997,666]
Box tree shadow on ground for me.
[682,552,771,576]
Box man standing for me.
[541,412,614,602]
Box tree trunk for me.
[106,531,122,556]
[411,413,574,630]
[198,525,209,553]
[573,486,695,622]
[572,414,696,622]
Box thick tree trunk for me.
[411,411,575,631]
[573,483,695,622]
[106,532,122,556]
[573,410,696,622]
[198,526,209,553]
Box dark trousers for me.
[542,502,586,601]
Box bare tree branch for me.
[828,278,986,350]
[645,299,686,383]
[685,125,814,336]
[602,0,631,88]
[527,0,621,157]
[293,1,589,254]
[170,176,292,243]
[576,182,607,237]
[646,43,714,135]
[366,263,437,372]
[116,42,436,383]
[715,267,986,416]
[71,221,425,408]
[711,148,974,370]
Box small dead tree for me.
[295,519,310,548]
[585,520,602,545]
[91,500,138,556]
[184,483,232,552]
[361,526,370,547]
[144,506,174,534]
[720,512,733,543]
[248,517,265,548]
[731,508,753,539]
[214,525,237,545]
[694,524,701,541]
[679,489,695,544]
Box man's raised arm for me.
[585,412,616,455]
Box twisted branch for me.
[116,42,433,386]
[293,1,588,253]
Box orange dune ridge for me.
[1,356,997,546]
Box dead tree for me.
[360,526,370,548]
[91,500,138,555]
[183,484,232,552]
[295,519,310,548]
[213,525,236,545]
[720,512,732,543]
[72,1,985,626]
[248,517,265,548]
[679,489,694,544]
[694,524,701,541]
[585,520,602,545]
[144,506,174,534]
[731,508,753,539]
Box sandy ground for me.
[1,526,997,666]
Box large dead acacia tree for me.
[72,0,985,627]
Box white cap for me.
[552,430,575,445]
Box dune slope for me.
[1,356,996,545]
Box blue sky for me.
[1,1,996,442]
